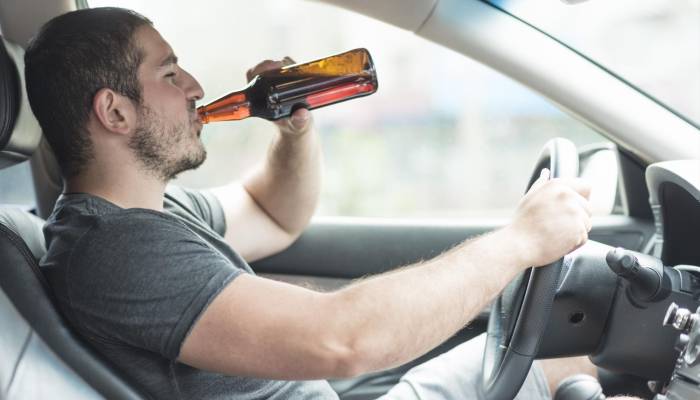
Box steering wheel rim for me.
[480,138,579,400]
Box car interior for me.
[1,1,699,400]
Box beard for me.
[128,104,206,182]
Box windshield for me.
[489,0,700,127]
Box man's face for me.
[129,26,205,181]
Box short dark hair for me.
[25,7,152,178]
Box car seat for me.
[0,35,148,400]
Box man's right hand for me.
[506,169,593,268]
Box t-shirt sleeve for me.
[66,211,242,360]
[165,185,227,237]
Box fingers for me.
[561,177,592,200]
[275,107,313,136]
[573,190,592,247]
[544,178,592,216]
[246,56,296,81]
[570,225,590,253]
[583,212,592,233]
[247,56,312,135]
[579,219,591,245]
[573,191,593,219]
[290,108,311,130]
[539,176,591,198]
[246,59,280,81]
[556,177,593,230]
[286,108,312,131]
[248,55,312,135]
[527,168,550,194]
[526,173,591,218]
[563,182,592,233]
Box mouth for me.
[192,112,203,126]
[192,118,203,137]
[190,105,203,136]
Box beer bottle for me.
[197,48,378,123]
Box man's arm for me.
[212,59,321,262]
[179,176,593,380]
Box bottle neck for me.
[197,88,252,124]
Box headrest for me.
[0,36,42,170]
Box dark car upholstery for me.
[0,35,146,400]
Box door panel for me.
[253,215,655,280]
[253,217,505,278]
[253,215,653,399]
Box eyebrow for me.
[158,53,178,67]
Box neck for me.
[65,163,167,211]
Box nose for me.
[182,68,204,101]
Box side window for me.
[90,0,612,219]
[0,161,36,209]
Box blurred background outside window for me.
[3,0,696,218]
[492,0,699,125]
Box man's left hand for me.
[245,57,314,137]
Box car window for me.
[488,0,700,127]
[89,0,612,219]
[0,161,36,209]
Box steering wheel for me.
[480,138,579,400]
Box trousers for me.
[377,333,551,400]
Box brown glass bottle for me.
[197,48,378,123]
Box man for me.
[26,6,616,400]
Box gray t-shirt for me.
[40,186,337,400]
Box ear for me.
[92,88,137,135]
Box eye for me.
[165,71,177,80]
